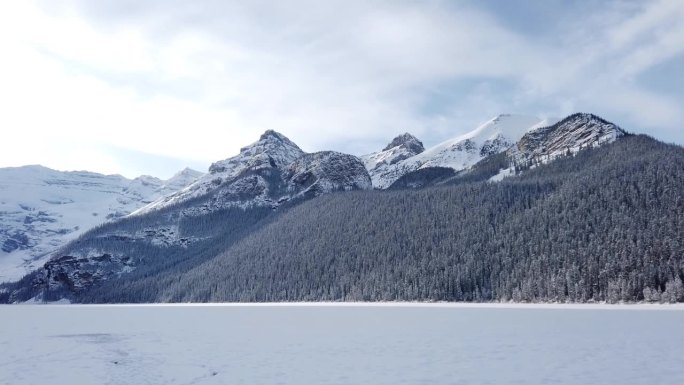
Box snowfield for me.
[1,303,683,385]
[0,166,201,283]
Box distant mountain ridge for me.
[130,130,307,215]
[361,114,558,188]
[0,165,203,282]
[133,129,371,216]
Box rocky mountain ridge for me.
[512,113,625,165]
[362,113,629,189]
[361,114,558,188]
[134,130,371,216]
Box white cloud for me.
[0,0,682,178]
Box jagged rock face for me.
[286,151,372,198]
[179,168,285,215]
[169,156,371,215]
[136,131,373,216]
[0,165,202,283]
[513,113,625,165]
[97,226,198,248]
[382,133,425,154]
[136,130,306,214]
[208,130,304,174]
[29,222,203,295]
[33,253,134,292]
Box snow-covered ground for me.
[1,303,683,385]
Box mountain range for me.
[1,112,682,304]
[0,166,202,282]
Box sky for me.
[1,0,683,179]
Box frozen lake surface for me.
[1,303,683,385]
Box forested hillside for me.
[74,134,684,303]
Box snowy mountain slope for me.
[133,130,306,215]
[0,165,202,282]
[363,114,552,188]
[170,149,372,217]
[512,113,626,165]
[134,131,371,216]
[360,133,425,189]
[361,133,425,171]
[159,168,205,193]
[412,114,546,168]
[486,113,624,182]
[23,131,372,293]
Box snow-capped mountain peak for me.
[513,113,625,164]
[418,114,545,161]
[133,130,306,215]
[363,114,547,188]
[165,168,204,190]
[259,129,296,143]
[382,133,425,153]
[360,133,426,188]
[208,130,304,175]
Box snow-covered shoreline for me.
[3,303,684,385]
[12,301,684,310]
